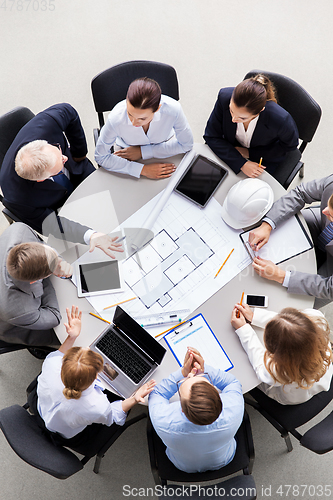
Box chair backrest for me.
[91,60,179,129]
[250,374,333,432]
[147,410,254,485]
[244,70,321,148]
[0,405,83,479]
[0,106,35,167]
[160,475,257,499]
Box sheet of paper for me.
[164,314,233,371]
[77,192,251,335]
[240,215,312,265]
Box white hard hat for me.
[221,178,274,229]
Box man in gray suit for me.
[0,222,75,347]
[249,176,333,306]
[0,222,122,347]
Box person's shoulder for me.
[264,100,292,121]
[107,99,127,124]
[1,222,39,246]
[160,95,181,114]
[217,87,234,102]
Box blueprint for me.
[81,191,250,332]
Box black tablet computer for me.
[174,154,228,207]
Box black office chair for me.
[0,339,56,359]
[91,60,179,145]
[245,376,333,453]
[244,70,322,189]
[158,476,257,500]
[0,106,35,224]
[147,410,255,487]
[0,400,147,479]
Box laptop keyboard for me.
[96,329,152,384]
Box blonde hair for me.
[263,308,332,389]
[232,74,277,115]
[61,347,104,400]
[6,242,58,281]
[15,140,56,180]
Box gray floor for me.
[1,1,333,498]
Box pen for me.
[236,291,245,318]
[103,296,137,310]
[155,319,189,338]
[214,248,234,279]
[89,312,111,324]
[258,157,263,167]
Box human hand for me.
[141,163,176,179]
[89,233,124,259]
[248,222,272,251]
[64,305,82,339]
[234,303,253,323]
[252,257,286,283]
[72,156,87,163]
[114,146,142,161]
[240,161,266,178]
[134,379,156,403]
[53,257,73,278]
[235,146,249,159]
[231,306,247,329]
[182,347,204,377]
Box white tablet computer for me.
[75,260,124,297]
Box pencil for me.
[236,291,245,318]
[258,157,263,167]
[155,319,188,338]
[89,312,111,324]
[214,248,234,279]
[103,297,137,310]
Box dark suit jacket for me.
[204,87,299,174]
[0,103,93,235]
[0,223,62,346]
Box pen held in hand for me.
[236,291,245,318]
[214,248,234,279]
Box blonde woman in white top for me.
[231,304,333,405]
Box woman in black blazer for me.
[204,74,299,178]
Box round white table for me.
[49,144,316,394]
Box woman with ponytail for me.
[36,306,155,445]
[204,74,299,179]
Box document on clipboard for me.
[164,313,233,372]
[240,214,313,264]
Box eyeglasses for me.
[176,372,212,395]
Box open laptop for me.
[90,306,166,398]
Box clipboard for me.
[164,313,233,372]
[240,214,313,265]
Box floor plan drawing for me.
[84,192,250,329]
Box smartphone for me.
[245,294,268,308]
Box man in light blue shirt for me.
[95,78,193,179]
[148,347,244,473]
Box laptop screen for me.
[113,306,166,365]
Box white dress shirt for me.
[235,115,259,149]
[148,366,244,473]
[37,351,127,438]
[235,308,333,404]
[95,95,193,177]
